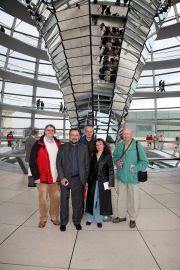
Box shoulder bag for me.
[136,141,148,182]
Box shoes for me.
[103,216,112,222]
[60,225,66,231]
[129,220,136,228]
[97,222,102,228]
[51,219,60,225]
[38,221,46,228]
[75,224,82,230]
[86,221,91,226]
[112,217,126,223]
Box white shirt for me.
[44,137,58,183]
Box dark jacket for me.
[86,152,114,216]
[29,135,61,183]
[79,135,96,155]
[56,142,89,185]
[25,135,37,162]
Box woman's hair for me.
[95,138,110,154]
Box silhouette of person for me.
[7,131,14,147]
[124,0,129,6]
[36,99,40,109]
[161,80,165,92]
[41,101,44,110]
[105,6,111,15]
[60,102,63,112]
[101,5,107,15]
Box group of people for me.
[36,99,44,110]
[27,124,148,231]
[146,134,154,148]
[146,134,165,150]
[100,0,129,14]
[59,102,67,112]
[157,80,165,92]
[115,0,129,6]
[98,25,124,83]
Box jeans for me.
[86,180,103,223]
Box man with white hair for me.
[112,128,148,228]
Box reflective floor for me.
[0,168,180,270]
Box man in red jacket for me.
[30,124,61,228]
[7,131,14,147]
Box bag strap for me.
[136,141,140,161]
[120,139,133,159]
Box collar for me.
[71,143,78,147]
[44,136,54,144]
[124,139,133,149]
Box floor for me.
[0,167,180,270]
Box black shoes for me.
[112,217,126,223]
[60,224,82,231]
[86,222,102,228]
[129,220,136,228]
[60,225,66,231]
[75,224,82,230]
[86,221,91,226]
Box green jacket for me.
[113,139,148,184]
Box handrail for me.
[148,157,179,162]
[138,139,180,144]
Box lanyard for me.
[119,139,133,159]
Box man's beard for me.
[70,140,78,144]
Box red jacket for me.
[29,135,61,184]
[7,134,13,140]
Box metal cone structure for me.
[25,0,169,140]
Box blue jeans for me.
[86,181,103,223]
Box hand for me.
[117,159,123,168]
[61,178,69,186]
[129,165,135,174]
[34,179,40,184]
[85,183,88,189]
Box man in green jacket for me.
[112,128,148,228]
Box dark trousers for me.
[8,141,12,147]
[60,176,84,225]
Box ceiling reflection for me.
[25,0,171,141]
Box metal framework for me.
[24,0,169,140]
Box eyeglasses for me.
[46,129,55,132]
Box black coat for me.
[86,152,114,216]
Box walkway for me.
[0,168,180,270]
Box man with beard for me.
[56,128,89,231]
